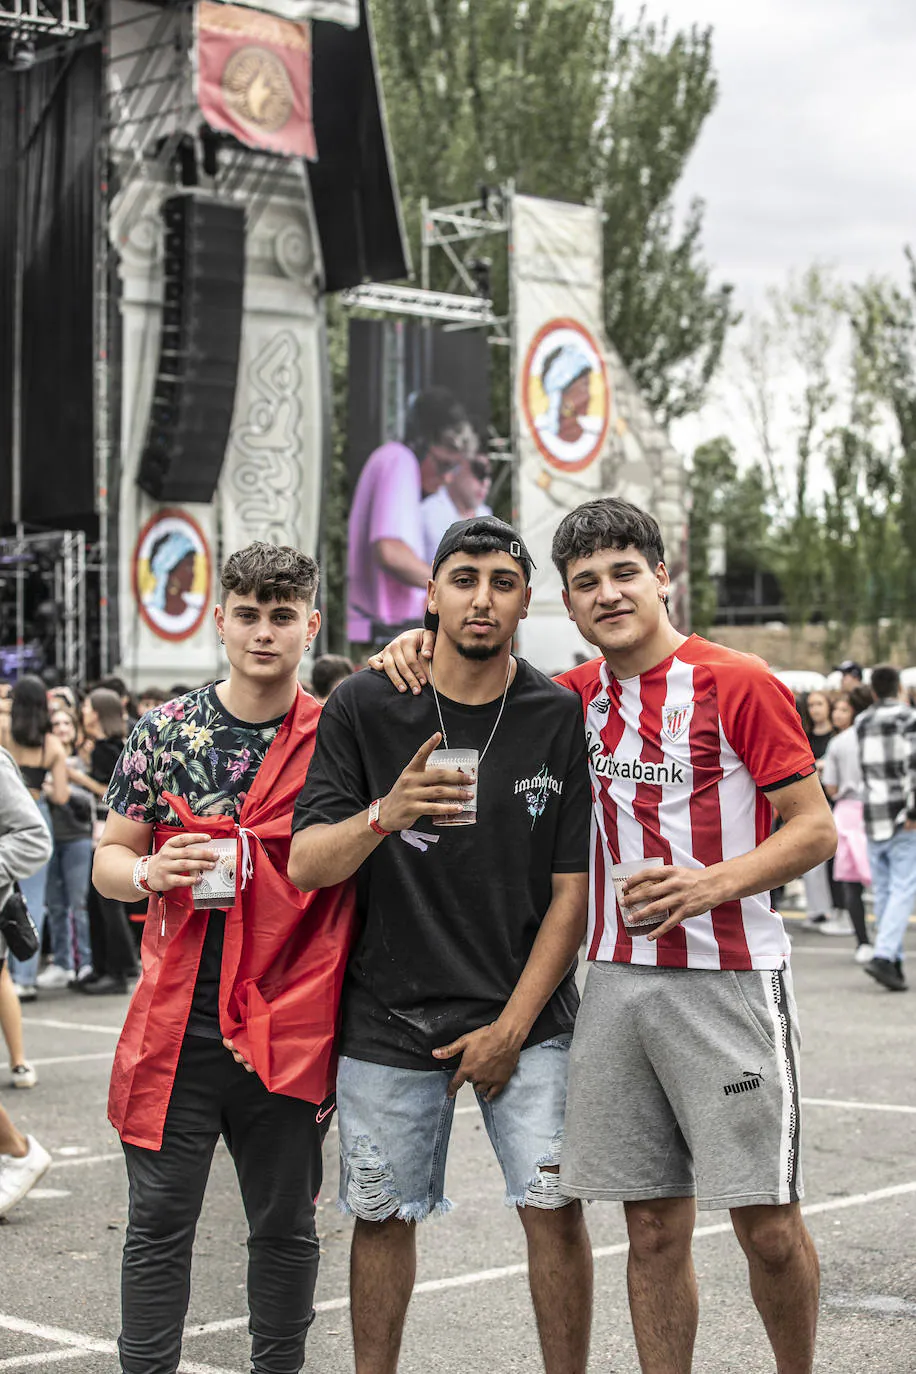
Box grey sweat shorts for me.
[560,960,804,1211]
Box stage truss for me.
[340,187,514,495]
[0,0,88,35]
[0,530,88,687]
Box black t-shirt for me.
[807,730,835,762]
[91,734,126,786]
[104,686,288,1038]
[292,659,591,1070]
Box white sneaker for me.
[36,964,72,991]
[855,943,876,965]
[72,964,94,985]
[0,1135,52,1217]
[819,912,855,937]
[10,1063,37,1089]
[800,913,828,931]
[10,982,37,1002]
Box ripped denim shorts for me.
[336,1035,573,1223]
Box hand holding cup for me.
[376,733,474,833]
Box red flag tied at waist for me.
[196,0,317,159]
[108,686,356,1151]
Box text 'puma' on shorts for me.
[560,960,804,1211]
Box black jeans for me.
[87,883,138,980]
[120,1036,326,1374]
[840,880,869,946]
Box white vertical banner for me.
[511,195,612,668]
[511,193,690,671]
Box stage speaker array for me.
[137,194,246,504]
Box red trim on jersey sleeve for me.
[688,664,752,969]
[697,652,815,790]
[633,670,688,969]
[555,658,604,712]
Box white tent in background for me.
[772,669,828,695]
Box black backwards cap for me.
[425,517,536,631]
[431,516,536,582]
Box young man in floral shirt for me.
[93,543,354,1374]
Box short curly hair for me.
[220,542,319,605]
[551,499,665,588]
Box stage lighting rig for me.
[7,29,35,68]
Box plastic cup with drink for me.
[427,747,478,827]
[610,856,667,935]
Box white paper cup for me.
[611,856,667,932]
[193,836,238,909]
[427,747,478,827]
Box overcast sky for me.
[618,0,916,457]
[631,0,916,300]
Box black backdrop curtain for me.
[0,46,101,533]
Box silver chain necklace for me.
[428,656,513,765]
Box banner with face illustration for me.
[511,196,612,667]
[511,194,689,671]
[132,508,212,643]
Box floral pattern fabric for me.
[105,685,287,826]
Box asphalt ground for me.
[1,916,914,1374]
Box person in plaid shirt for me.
[855,663,916,991]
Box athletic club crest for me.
[661,703,693,742]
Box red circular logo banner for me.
[521,317,610,473]
[132,509,211,643]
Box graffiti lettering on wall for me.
[231,329,304,545]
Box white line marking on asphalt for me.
[801,1097,916,1115]
[20,1017,121,1036]
[30,1052,114,1068]
[27,1189,71,1200]
[184,1178,916,1337]
[826,1293,916,1316]
[0,1315,236,1374]
[0,1351,96,1369]
[50,1153,121,1170]
[53,1147,90,1157]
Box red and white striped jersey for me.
[556,636,815,971]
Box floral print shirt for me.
[105,685,291,1039]
[105,685,289,827]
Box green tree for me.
[849,259,916,658]
[372,0,734,425]
[688,436,770,635]
[321,300,351,654]
[737,266,846,632]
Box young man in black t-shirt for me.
[290,517,593,1374]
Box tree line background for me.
[323,0,916,667]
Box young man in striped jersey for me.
[374,498,836,1374]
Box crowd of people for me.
[791,660,916,991]
[0,503,912,1374]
